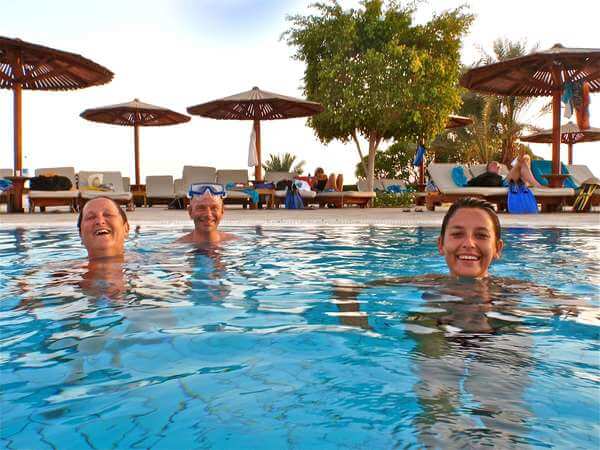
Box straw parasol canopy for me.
[460,44,600,186]
[0,36,113,175]
[81,99,190,186]
[520,121,600,164]
[187,86,324,181]
[446,114,473,130]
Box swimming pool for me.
[1,226,598,449]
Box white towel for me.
[248,125,258,167]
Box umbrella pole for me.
[551,90,562,186]
[568,141,573,165]
[134,124,140,186]
[13,83,22,175]
[254,119,262,181]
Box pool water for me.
[1,226,598,449]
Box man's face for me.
[80,198,129,258]
[438,208,503,278]
[188,194,224,232]
[487,162,500,174]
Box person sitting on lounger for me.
[177,183,236,245]
[467,161,505,187]
[312,167,343,192]
[78,197,130,261]
[508,154,542,188]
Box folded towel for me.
[0,178,13,192]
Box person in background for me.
[312,167,343,192]
[508,153,542,188]
[467,161,505,187]
[177,183,236,244]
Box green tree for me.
[285,0,473,192]
[262,152,306,175]
[440,39,538,165]
[355,139,416,182]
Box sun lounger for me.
[176,166,217,202]
[315,190,375,208]
[357,179,386,192]
[145,176,175,207]
[567,164,600,208]
[216,169,252,208]
[426,163,508,211]
[0,169,13,207]
[264,171,316,207]
[174,179,184,197]
[28,167,79,212]
[78,170,133,209]
[426,162,574,212]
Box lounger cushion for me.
[316,191,375,199]
[567,165,596,187]
[264,171,294,183]
[146,175,175,198]
[441,187,508,196]
[29,190,78,199]
[226,190,251,200]
[0,169,13,178]
[275,189,317,199]
[530,187,575,196]
[217,170,249,185]
[180,166,217,196]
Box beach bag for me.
[284,183,303,209]
[29,175,72,191]
[507,182,538,214]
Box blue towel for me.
[225,182,259,204]
[0,178,13,192]
[413,144,426,167]
[385,184,406,194]
[451,166,468,187]
[530,160,578,189]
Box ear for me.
[437,236,444,255]
[187,205,192,218]
[124,221,130,235]
[494,239,504,259]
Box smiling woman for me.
[438,198,504,278]
[78,197,130,260]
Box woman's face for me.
[80,198,129,259]
[438,208,503,278]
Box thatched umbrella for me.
[460,44,600,187]
[520,121,600,165]
[0,36,113,175]
[186,86,324,181]
[80,99,190,186]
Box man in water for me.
[177,183,236,244]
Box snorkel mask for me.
[188,183,227,199]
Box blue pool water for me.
[1,226,599,449]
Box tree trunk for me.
[366,133,381,193]
[351,130,368,179]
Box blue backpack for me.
[284,183,304,209]
[507,182,538,214]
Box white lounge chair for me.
[177,166,217,199]
[174,179,184,197]
[264,171,316,207]
[28,167,79,212]
[78,170,133,209]
[0,169,13,207]
[146,176,175,207]
[216,169,252,208]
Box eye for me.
[476,232,490,239]
[450,232,463,238]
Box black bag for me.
[276,179,292,190]
[29,175,72,191]
[467,172,504,187]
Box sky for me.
[1,0,599,183]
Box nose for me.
[95,213,107,226]
[461,232,477,248]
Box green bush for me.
[373,191,416,208]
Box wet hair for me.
[314,167,325,176]
[77,197,128,234]
[440,198,501,243]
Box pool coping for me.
[1,208,599,229]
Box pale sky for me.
[1,0,599,183]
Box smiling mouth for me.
[94,228,112,236]
[457,255,480,261]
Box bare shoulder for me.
[175,233,194,243]
[220,232,238,241]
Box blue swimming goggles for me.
[188,183,227,198]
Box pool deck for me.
[1,207,599,229]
